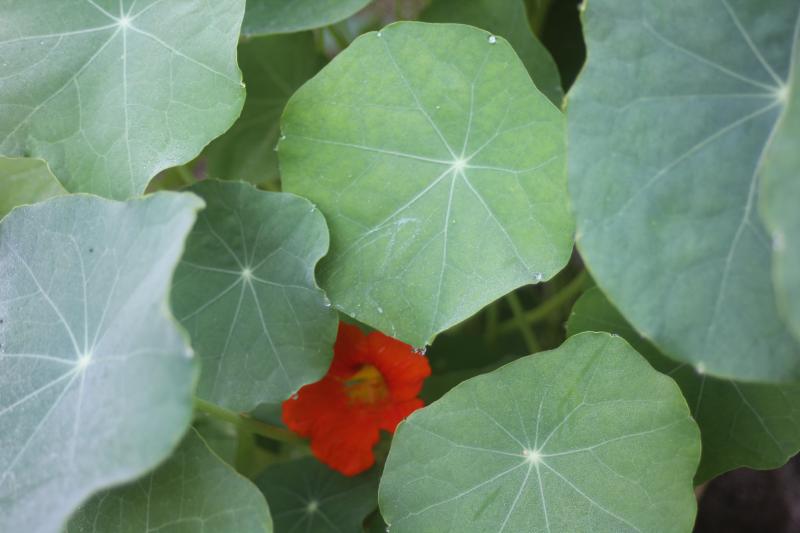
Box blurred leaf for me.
[243,0,372,37]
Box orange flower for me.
[282,322,431,475]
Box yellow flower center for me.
[343,364,388,404]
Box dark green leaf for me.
[242,0,372,37]
[205,33,326,186]
[257,457,378,533]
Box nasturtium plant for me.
[280,21,573,348]
[380,332,701,532]
[0,0,245,199]
[2,1,799,532]
[67,429,272,533]
[0,193,202,533]
[567,287,800,484]
[171,179,336,411]
[568,0,800,381]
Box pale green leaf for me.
[567,287,800,484]
[256,457,378,533]
[171,180,336,411]
[759,26,800,341]
[569,0,800,381]
[205,33,325,186]
[0,192,203,533]
[379,332,700,533]
[0,156,66,219]
[0,0,245,199]
[242,0,371,37]
[280,22,573,347]
[421,0,563,104]
[66,428,272,533]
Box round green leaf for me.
[568,0,800,380]
[379,332,700,533]
[0,192,203,533]
[567,287,800,484]
[205,33,326,186]
[256,457,378,533]
[171,180,336,411]
[760,27,800,341]
[67,428,272,533]
[280,22,573,347]
[242,0,371,37]
[0,0,245,199]
[421,0,563,105]
[0,157,66,219]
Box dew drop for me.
[280,134,286,141]
[487,35,497,44]
[290,393,299,400]
[377,306,384,314]
[532,272,543,283]
[377,31,382,37]
[412,345,427,356]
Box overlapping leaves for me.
[569,0,800,380]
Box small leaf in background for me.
[0,192,203,533]
[569,0,800,381]
[380,332,700,532]
[205,33,326,187]
[759,29,800,342]
[67,429,272,533]
[0,0,245,199]
[281,21,573,347]
[256,457,378,533]
[567,287,800,484]
[0,157,66,219]
[242,0,372,37]
[421,0,563,104]
[171,180,337,411]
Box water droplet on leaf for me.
[487,35,497,44]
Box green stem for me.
[497,270,589,335]
[505,291,541,353]
[326,24,349,51]
[194,398,302,444]
[175,164,195,187]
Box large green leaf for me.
[568,287,800,484]
[0,0,245,199]
[242,0,371,37]
[0,157,66,219]
[0,192,203,533]
[280,22,573,347]
[379,332,700,532]
[67,428,272,533]
[568,0,800,381]
[205,33,325,186]
[759,27,800,341]
[171,180,336,411]
[421,0,563,104]
[256,457,378,533]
